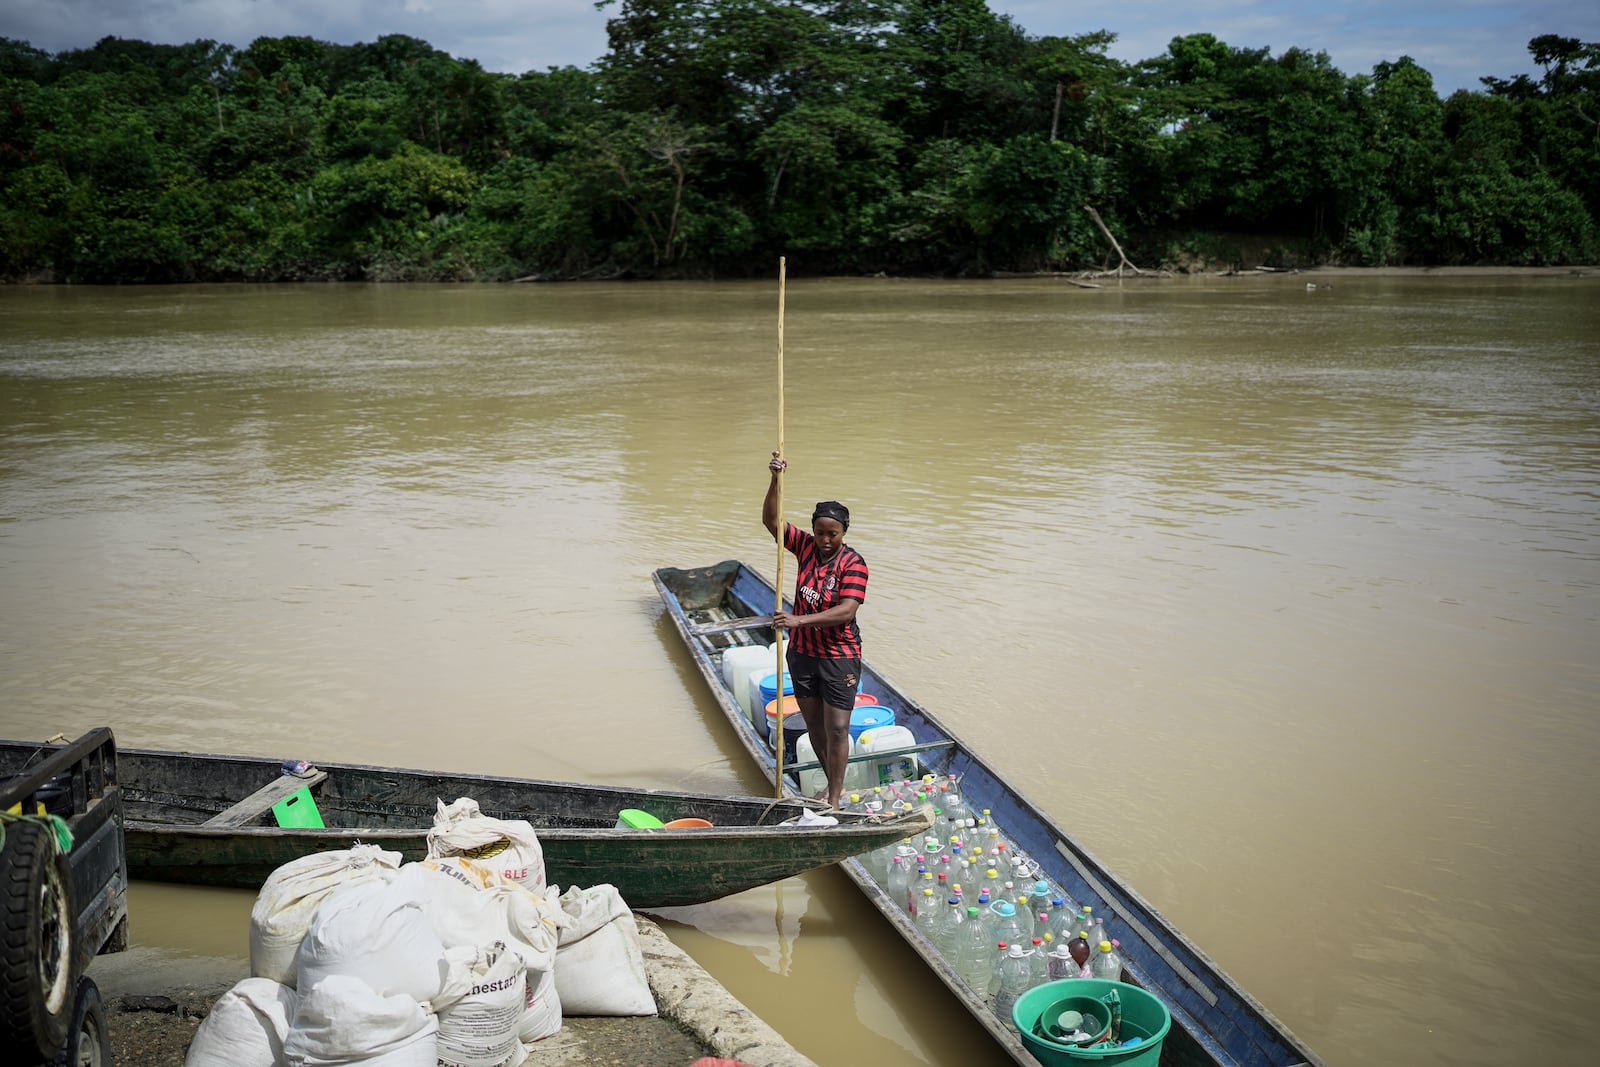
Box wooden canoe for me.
[654,560,1325,1067]
[0,739,931,909]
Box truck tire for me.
[0,820,76,1059]
[52,977,109,1067]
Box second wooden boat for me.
[0,739,931,908]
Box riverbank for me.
[91,916,815,1067]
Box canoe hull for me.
[122,821,902,906]
[0,742,930,909]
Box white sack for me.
[295,878,447,1006]
[517,965,561,1044]
[552,884,655,1016]
[426,798,545,892]
[406,859,563,1043]
[283,975,437,1067]
[184,977,297,1067]
[407,859,562,972]
[250,844,402,987]
[435,943,528,1067]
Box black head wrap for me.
[812,501,850,531]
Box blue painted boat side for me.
[655,561,1323,1067]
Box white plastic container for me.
[721,645,771,721]
[745,667,772,725]
[794,732,828,799]
[851,725,919,790]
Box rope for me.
[0,810,75,854]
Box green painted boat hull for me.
[0,742,931,908]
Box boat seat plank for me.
[689,616,774,637]
[786,739,956,774]
[203,770,328,828]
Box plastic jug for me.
[722,645,772,722]
[744,667,770,723]
[794,731,828,798]
[852,725,918,789]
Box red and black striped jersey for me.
[783,522,868,658]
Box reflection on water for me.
[2,276,1597,1066]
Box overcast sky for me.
[3,1,1595,96]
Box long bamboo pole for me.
[773,257,787,798]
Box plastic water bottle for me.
[887,856,911,913]
[906,869,925,915]
[885,842,918,886]
[1029,937,1050,989]
[915,888,940,938]
[1075,906,1095,941]
[993,943,1033,1029]
[942,776,970,827]
[936,896,965,958]
[1091,939,1123,981]
[990,899,1028,952]
[988,940,1008,997]
[1091,917,1108,956]
[1046,898,1074,943]
[957,907,991,993]
[1047,940,1075,980]
[958,859,981,900]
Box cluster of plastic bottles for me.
[857,773,1127,1030]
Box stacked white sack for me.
[408,858,564,1042]
[184,977,296,1067]
[552,884,655,1016]
[426,798,545,892]
[295,877,448,1006]
[435,943,528,1067]
[250,844,402,987]
[282,974,438,1067]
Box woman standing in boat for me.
[763,452,869,810]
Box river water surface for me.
[1,275,1596,1066]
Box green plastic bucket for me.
[1013,979,1171,1067]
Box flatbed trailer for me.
[2,727,127,1065]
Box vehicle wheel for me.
[0,820,76,1059]
[52,978,110,1067]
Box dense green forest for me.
[2,1,1596,281]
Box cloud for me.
[0,0,610,73]
[1,0,1594,91]
[1002,0,1598,92]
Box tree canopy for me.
[1,10,1594,281]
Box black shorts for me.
[785,650,860,710]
